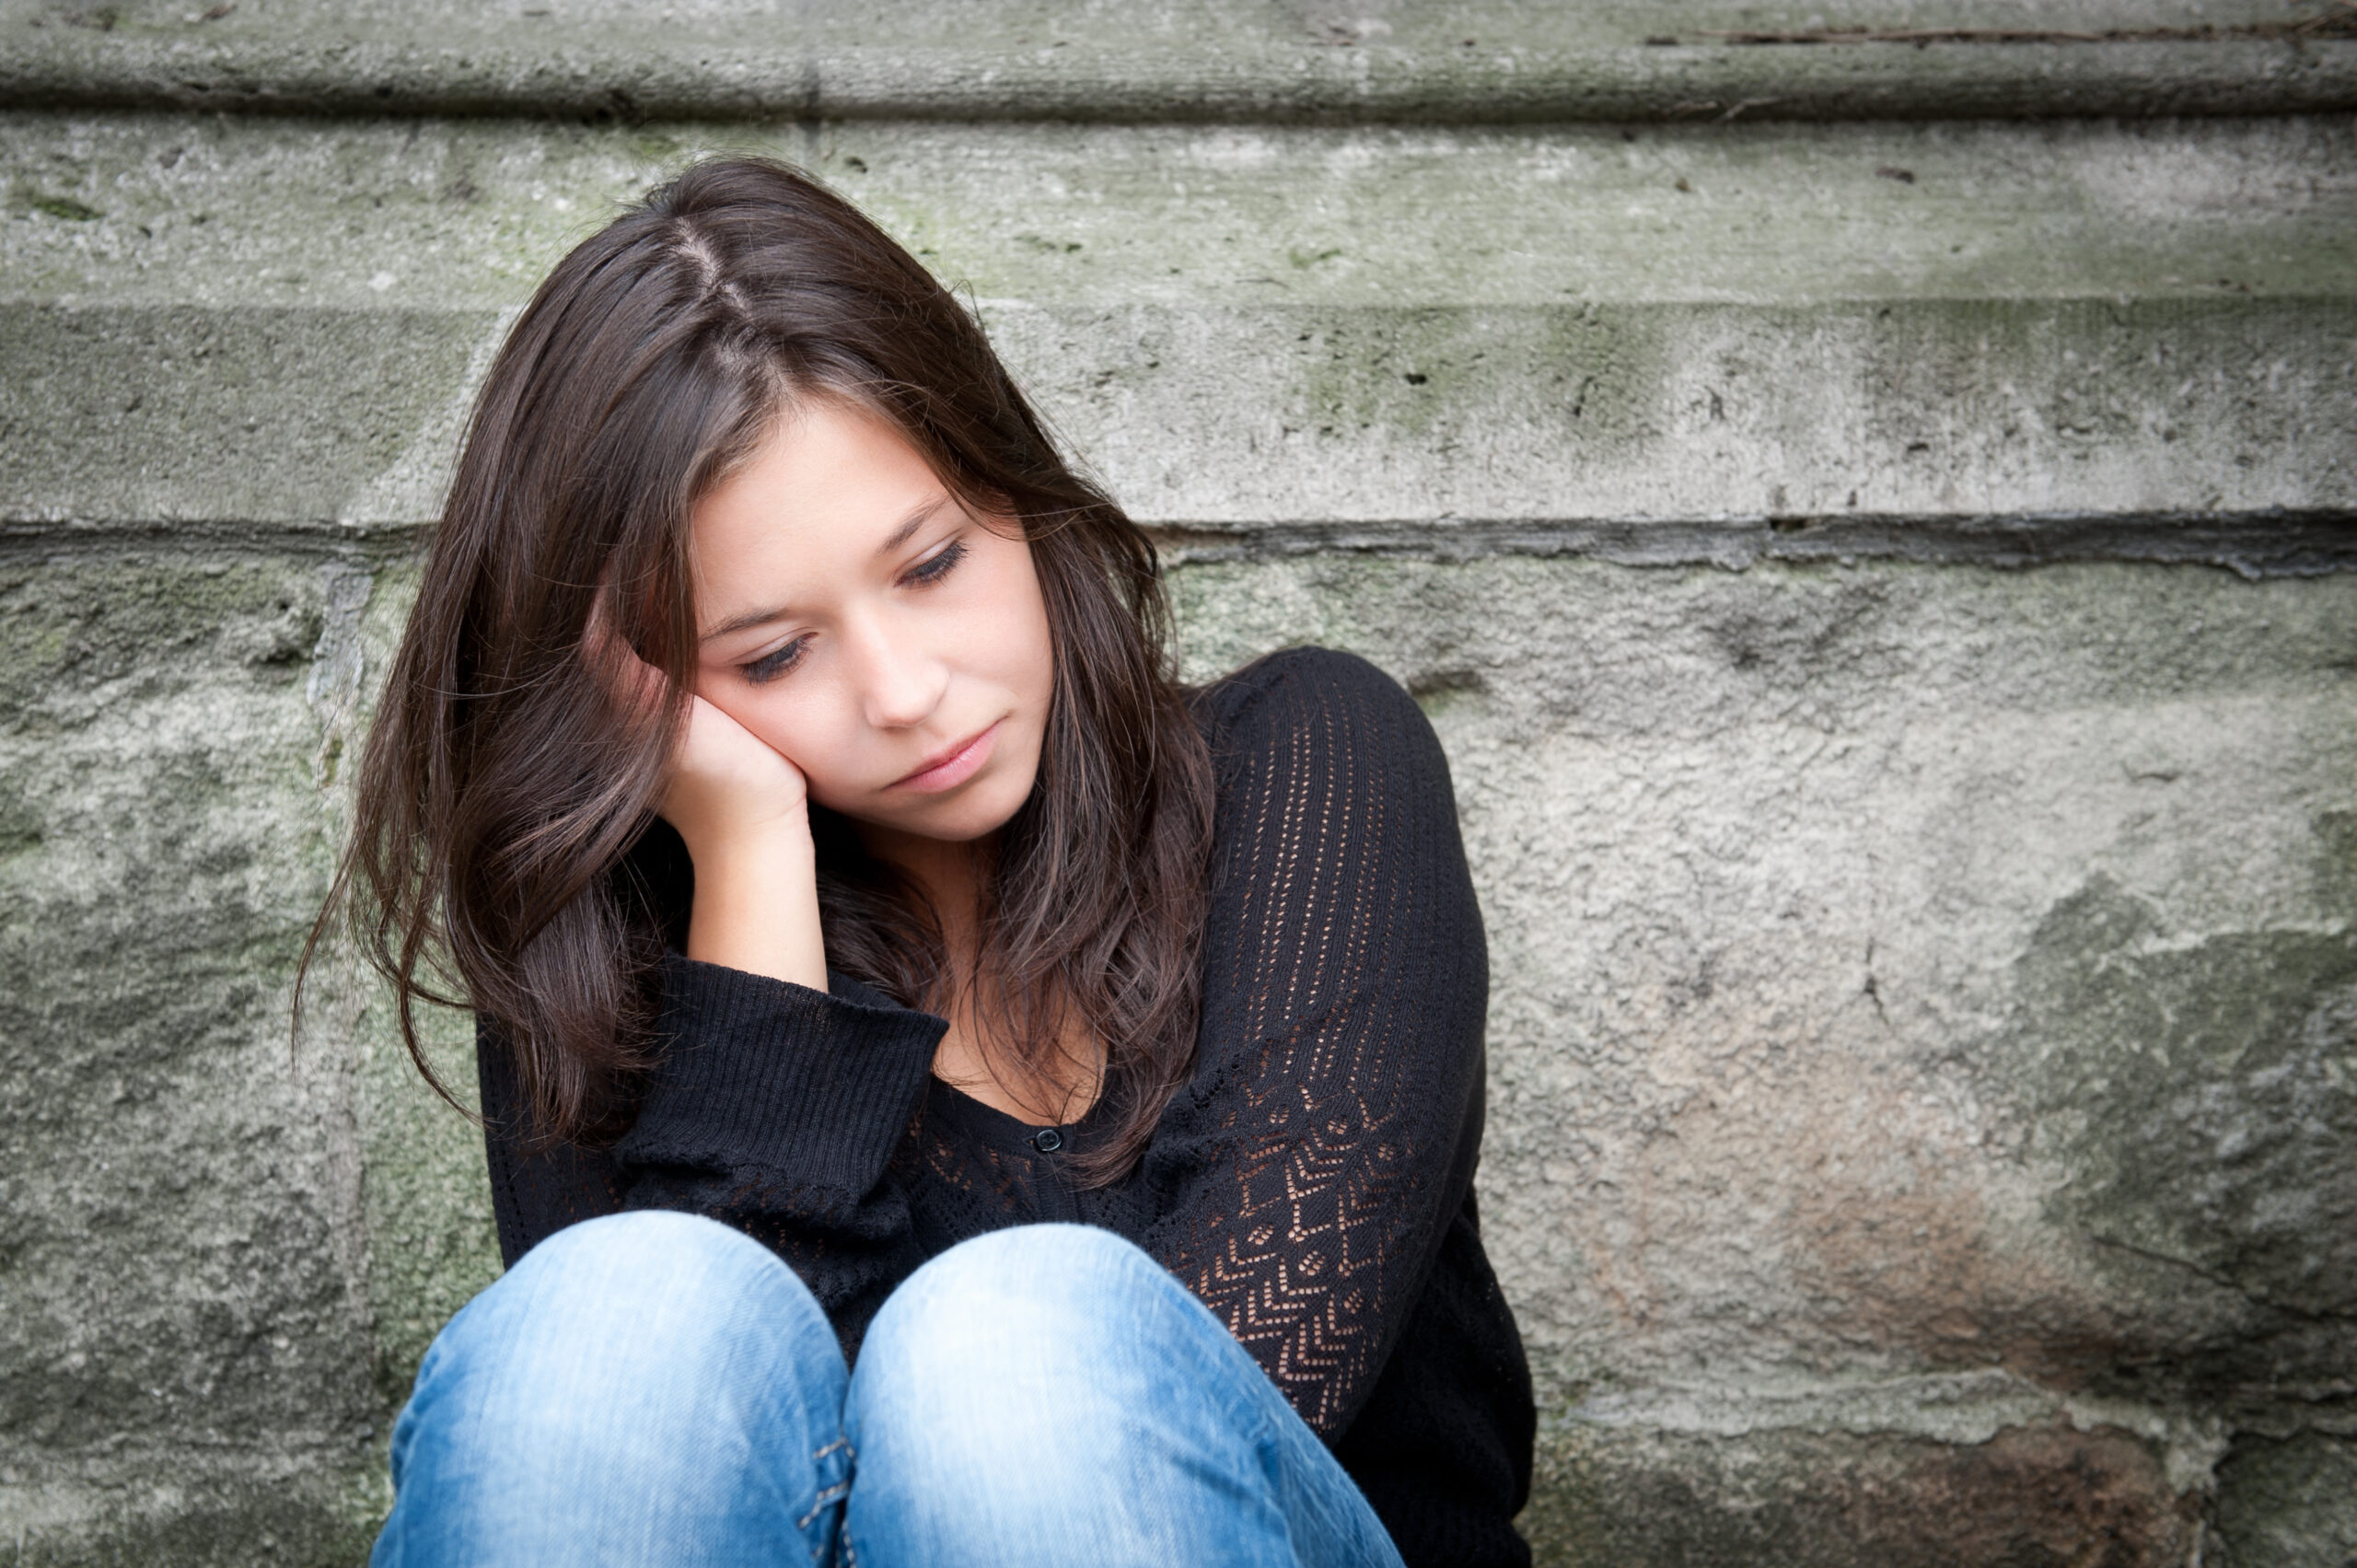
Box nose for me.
[843,606,947,731]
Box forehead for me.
[689,402,949,616]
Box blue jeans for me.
[371,1212,1407,1568]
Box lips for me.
[889,720,1000,794]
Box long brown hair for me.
[311,157,1213,1184]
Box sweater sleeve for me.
[477,958,946,1342]
[1140,648,1492,1438]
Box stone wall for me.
[3,4,2353,1562]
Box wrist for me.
[676,804,813,876]
[680,811,828,992]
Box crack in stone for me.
[2086,1232,2357,1329]
[1145,511,2357,578]
[1694,11,2357,46]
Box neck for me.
[855,822,990,962]
[853,821,1099,1126]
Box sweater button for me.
[1029,1128,1063,1153]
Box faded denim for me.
[370,1211,1406,1568]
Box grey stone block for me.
[3,0,2352,122]
[1175,552,2357,1561]
[0,305,488,529]
[2214,1432,2357,1568]
[6,114,2353,551]
[0,552,393,1561]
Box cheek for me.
[990,548,1057,703]
[702,679,853,791]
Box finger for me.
[582,581,668,721]
[682,691,795,776]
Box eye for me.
[901,536,969,587]
[739,635,809,685]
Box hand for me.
[582,595,808,856]
[584,595,828,990]
[660,691,811,862]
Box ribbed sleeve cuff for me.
[612,954,946,1199]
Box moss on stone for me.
[11,1458,385,1568]
[2213,1431,2357,1568]
[2006,865,2357,1332]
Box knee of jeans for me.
[846,1225,1274,1537]
[513,1210,791,1321]
[422,1210,831,1414]
[854,1225,1200,1415]
[899,1223,1174,1330]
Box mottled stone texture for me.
[0,550,494,1560]
[6,0,2353,122]
[4,16,2356,1562]
[0,553,390,1562]
[1178,555,2357,1563]
[1520,1423,2206,1568]
[2214,1433,2357,1568]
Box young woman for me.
[332,156,1533,1568]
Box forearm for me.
[610,953,947,1320]
[681,818,829,992]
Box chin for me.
[920,786,1031,842]
[862,771,1034,845]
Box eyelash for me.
[904,536,968,586]
[736,536,970,685]
[740,638,807,685]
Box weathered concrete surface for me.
[0,551,389,1562]
[5,0,2355,122]
[3,50,2355,1568]
[6,113,2354,555]
[2214,1432,2357,1567]
[0,548,496,1562]
[1174,556,2357,1563]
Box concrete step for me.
[6,111,2352,572]
[6,0,2355,121]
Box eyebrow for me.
[876,496,948,558]
[698,496,954,645]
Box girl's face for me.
[687,400,1056,847]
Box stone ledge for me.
[15,115,2351,311]
[1517,1422,2210,1566]
[6,298,2351,536]
[7,114,2350,538]
[1152,512,2357,579]
[12,514,2355,585]
[3,1,2354,123]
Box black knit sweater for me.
[474,647,1536,1567]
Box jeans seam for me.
[796,1480,850,1533]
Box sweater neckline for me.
[923,1069,1117,1154]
